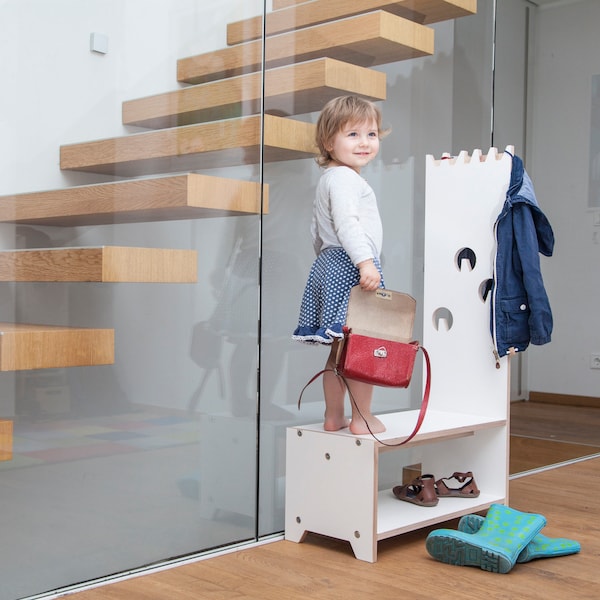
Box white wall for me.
[0,0,259,195]
[526,0,600,397]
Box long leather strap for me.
[297,345,431,447]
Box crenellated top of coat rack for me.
[426,145,514,167]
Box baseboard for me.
[529,391,600,408]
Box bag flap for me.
[345,287,416,343]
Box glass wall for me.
[0,1,265,598]
[0,0,516,597]
[258,0,496,534]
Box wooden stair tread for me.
[178,11,434,85]
[227,0,477,46]
[0,323,114,371]
[123,58,386,128]
[60,115,316,176]
[0,420,12,461]
[0,174,267,226]
[0,246,197,283]
[273,0,303,8]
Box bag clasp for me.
[373,346,388,358]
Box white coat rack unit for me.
[284,147,514,562]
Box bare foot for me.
[323,414,350,431]
[349,414,386,435]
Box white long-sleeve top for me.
[311,166,382,266]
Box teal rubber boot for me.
[458,513,581,563]
[425,504,546,573]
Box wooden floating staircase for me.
[0,174,267,226]
[227,0,477,45]
[0,419,13,461]
[122,58,387,129]
[60,114,316,176]
[177,11,434,85]
[0,0,476,381]
[0,247,197,283]
[0,323,114,371]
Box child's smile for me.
[327,119,380,173]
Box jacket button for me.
[520,304,527,310]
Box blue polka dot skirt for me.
[292,247,384,345]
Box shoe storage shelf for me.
[285,148,513,562]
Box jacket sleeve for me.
[512,203,553,345]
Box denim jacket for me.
[492,154,554,363]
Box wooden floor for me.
[62,402,600,599]
[510,399,600,445]
[509,400,600,473]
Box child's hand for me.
[357,259,381,291]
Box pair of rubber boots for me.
[426,503,580,574]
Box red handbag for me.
[298,287,431,446]
[336,328,419,387]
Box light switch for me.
[90,32,109,54]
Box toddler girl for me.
[293,95,388,434]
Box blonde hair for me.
[315,96,388,167]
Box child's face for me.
[326,118,380,173]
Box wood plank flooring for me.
[509,436,600,474]
[509,400,600,473]
[510,400,600,445]
[58,402,600,599]
[58,458,600,599]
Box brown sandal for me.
[392,474,438,507]
[435,471,480,498]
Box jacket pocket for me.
[498,297,530,347]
